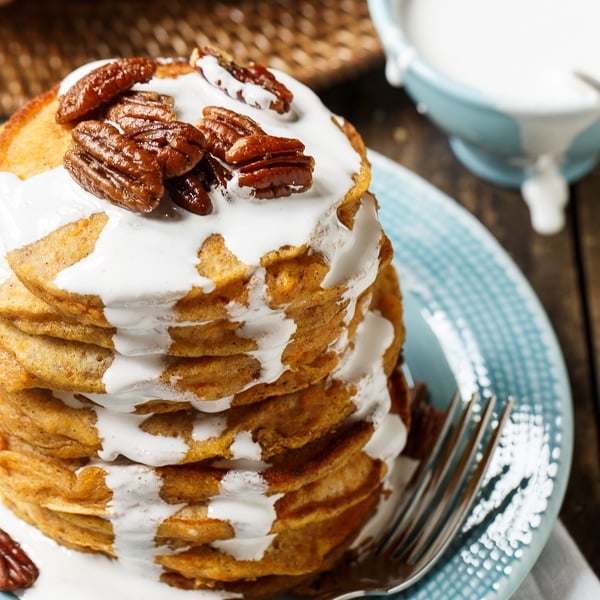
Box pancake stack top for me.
[0,48,409,597]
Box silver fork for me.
[308,392,514,600]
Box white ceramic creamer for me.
[383,0,600,234]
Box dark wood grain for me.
[576,174,600,403]
[319,64,600,576]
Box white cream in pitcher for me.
[394,0,600,233]
[400,0,600,108]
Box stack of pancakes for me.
[0,53,409,596]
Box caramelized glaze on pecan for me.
[64,120,164,213]
[125,121,206,178]
[198,108,314,199]
[105,90,176,130]
[197,106,265,160]
[166,168,214,215]
[0,528,39,592]
[56,57,157,124]
[191,46,293,114]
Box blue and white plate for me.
[0,152,572,600]
[370,150,573,599]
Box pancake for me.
[0,47,410,597]
[0,264,405,466]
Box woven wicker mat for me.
[0,0,383,117]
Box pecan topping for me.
[197,106,265,160]
[230,135,314,199]
[56,57,157,124]
[191,46,293,114]
[226,135,306,165]
[55,50,312,212]
[0,528,39,591]
[105,90,176,130]
[196,107,313,199]
[203,153,232,190]
[166,168,213,216]
[64,120,164,213]
[125,121,206,178]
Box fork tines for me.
[378,393,514,575]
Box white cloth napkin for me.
[512,521,600,599]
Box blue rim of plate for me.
[369,150,573,599]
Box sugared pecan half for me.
[202,153,232,190]
[64,120,164,213]
[197,106,265,160]
[56,57,157,124]
[125,121,206,178]
[196,107,313,199]
[0,528,39,592]
[226,135,306,165]
[105,90,176,130]
[191,46,293,114]
[227,134,314,199]
[166,167,213,216]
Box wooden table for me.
[319,63,600,577]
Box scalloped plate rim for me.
[369,149,573,600]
